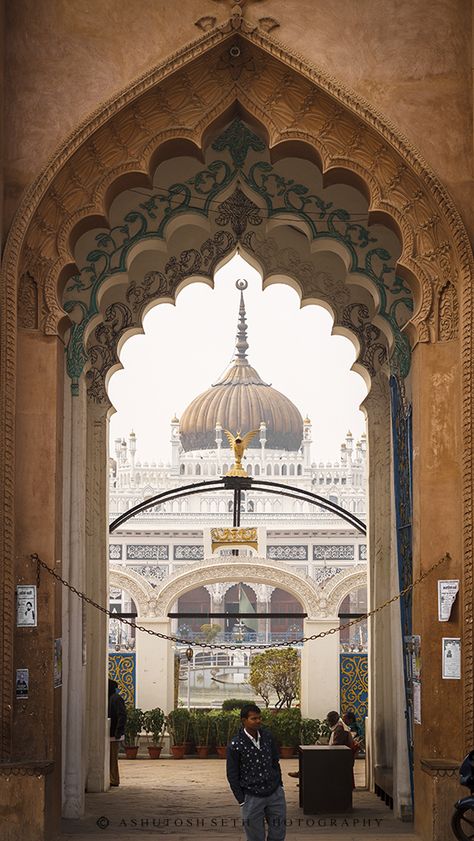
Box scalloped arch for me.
[151,556,323,619]
[4,25,471,345]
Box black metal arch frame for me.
[109,476,366,535]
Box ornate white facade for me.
[108,285,368,679]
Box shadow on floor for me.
[60,759,419,840]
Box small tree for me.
[248,648,300,708]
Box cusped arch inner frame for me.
[2,21,474,756]
[12,27,471,352]
[64,113,412,403]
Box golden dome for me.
[179,281,303,452]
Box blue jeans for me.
[241,785,286,841]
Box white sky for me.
[108,255,368,464]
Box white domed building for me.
[108,284,368,716]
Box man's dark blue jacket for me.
[226,727,283,804]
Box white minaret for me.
[345,430,353,465]
[170,415,180,473]
[259,421,267,462]
[340,441,347,467]
[303,415,312,470]
[129,430,136,471]
[215,421,222,456]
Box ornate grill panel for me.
[312,566,343,585]
[128,564,169,585]
[313,545,354,561]
[267,545,308,561]
[173,545,204,561]
[126,544,169,560]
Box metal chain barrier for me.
[30,551,449,651]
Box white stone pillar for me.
[300,618,340,720]
[62,380,87,818]
[135,617,174,713]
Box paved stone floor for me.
[60,759,420,841]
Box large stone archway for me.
[1,14,472,841]
[110,558,366,722]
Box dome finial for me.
[234,279,249,362]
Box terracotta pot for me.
[147,745,162,759]
[124,745,139,759]
[171,744,186,759]
[279,746,295,759]
[216,745,228,759]
[195,745,209,758]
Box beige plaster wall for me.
[3,0,473,237]
[411,339,463,838]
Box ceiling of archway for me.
[62,118,413,401]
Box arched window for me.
[228,500,233,513]
[247,500,254,513]
[180,464,185,475]
[254,464,260,476]
[247,463,253,476]
[297,464,303,476]
[195,463,201,476]
[266,464,272,476]
[281,464,287,476]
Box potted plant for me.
[143,707,165,759]
[167,708,190,759]
[211,710,240,757]
[210,711,227,758]
[300,718,321,745]
[190,710,211,758]
[274,709,301,757]
[124,707,144,759]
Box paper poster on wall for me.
[16,585,37,627]
[411,635,421,681]
[438,580,459,621]
[442,637,461,679]
[16,669,29,699]
[413,680,421,724]
[54,638,62,688]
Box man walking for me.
[108,679,127,787]
[226,704,286,841]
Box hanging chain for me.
[31,552,449,651]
